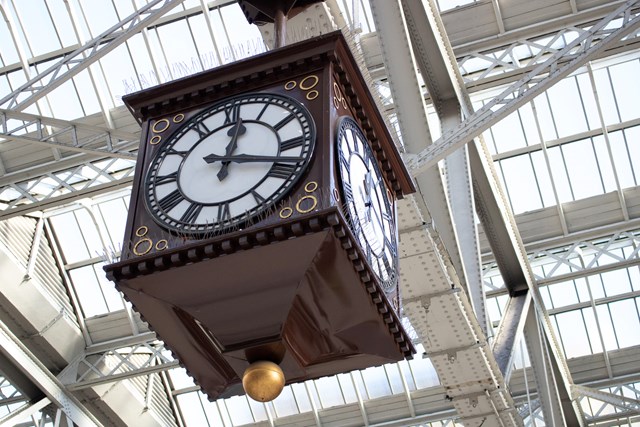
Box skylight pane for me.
[592,67,620,126]
[490,109,527,153]
[601,269,633,297]
[562,139,605,201]
[225,395,255,425]
[498,154,544,214]
[14,0,61,57]
[361,365,392,399]
[530,150,556,208]
[555,311,592,358]
[272,385,302,416]
[533,94,558,142]
[438,0,476,12]
[575,72,601,130]
[582,308,603,354]
[156,20,201,78]
[49,212,90,263]
[69,265,109,317]
[123,35,157,93]
[547,77,589,138]
[608,299,640,348]
[219,2,262,54]
[608,59,640,122]
[595,304,619,350]
[0,14,19,65]
[591,135,618,193]
[176,393,209,426]
[78,0,119,37]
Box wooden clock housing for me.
[105,31,416,400]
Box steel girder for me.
[0,0,185,111]
[369,0,520,425]
[0,320,103,426]
[406,0,640,176]
[396,0,592,424]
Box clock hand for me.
[358,185,372,222]
[216,118,247,181]
[204,153,304,164]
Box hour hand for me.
[217,119,247,181]
[204,154,303,164]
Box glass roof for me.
[0,0,639,426]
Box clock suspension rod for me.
[274,0,287,48]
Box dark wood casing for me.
[105,31,415,400]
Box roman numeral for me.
[339,152,350,170]
[267,163,296,179]
[251,190,266,204]
[158,189,183,212]
[193,121,210,138]
[280,136,305,151]
[167,148,187,157]
[180,203,203,223]
[224,103,241,124]
[273,113,295,130]
[154,172,178,185]
[256,103,269,121]
[217,202,231,222]
[343,182,353,200]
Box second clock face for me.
[144,92,316,234]
[336,117,398,293]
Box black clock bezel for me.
[144,92,316,235]
[336,116,399,293]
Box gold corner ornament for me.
[284,75,319,100]
[132,225,168,256]
[148,113,186,145]
[279,181,319,218]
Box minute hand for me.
[204,153,304,164]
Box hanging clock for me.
[106,32,416,403]
[144,92,316,234]
[336,116,398,293]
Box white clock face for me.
[144,93,315,234]
[336,117,398,293]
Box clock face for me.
[144,92,315,234]
[336,117,398,293]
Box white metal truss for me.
[0,0,185,111]
[0,159,136,220]
[0,109,138,218]
[573,383,640,423]
[0,374,26,408]
[0,109,138,159]
[458,24,640,86]
[406,0,640,176]
[0,319,102,426]
[59,338,178,391]
[483,229,640,294]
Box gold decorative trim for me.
[279,207,293,219]
[299,75,319,90]
[296,195,317,213]
[135,226,148,237]
[304,181,318,192]
[152,119,170,133]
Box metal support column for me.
[0,320,103,426]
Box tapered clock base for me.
[105,209,412,400]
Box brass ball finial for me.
[242,360,285,402]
